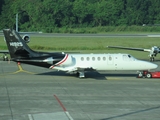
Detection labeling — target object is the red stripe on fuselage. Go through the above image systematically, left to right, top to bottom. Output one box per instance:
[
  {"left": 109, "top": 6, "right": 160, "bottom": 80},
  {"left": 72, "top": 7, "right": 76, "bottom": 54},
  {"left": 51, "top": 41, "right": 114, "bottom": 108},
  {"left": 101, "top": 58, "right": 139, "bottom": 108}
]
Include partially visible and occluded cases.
[
  {"left": 50, "top": 54, "right": 68, "bottom": 69},
  {"left": 55, "top": 54, "right": 69, "bottom": 66}
]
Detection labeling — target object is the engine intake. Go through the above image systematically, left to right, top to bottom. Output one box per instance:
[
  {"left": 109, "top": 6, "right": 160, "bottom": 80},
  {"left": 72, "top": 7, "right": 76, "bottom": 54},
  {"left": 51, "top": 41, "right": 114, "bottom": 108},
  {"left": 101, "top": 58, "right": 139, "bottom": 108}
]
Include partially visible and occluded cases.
[{"left": 22, "top": 34, "right": 30, "bottom": 43}]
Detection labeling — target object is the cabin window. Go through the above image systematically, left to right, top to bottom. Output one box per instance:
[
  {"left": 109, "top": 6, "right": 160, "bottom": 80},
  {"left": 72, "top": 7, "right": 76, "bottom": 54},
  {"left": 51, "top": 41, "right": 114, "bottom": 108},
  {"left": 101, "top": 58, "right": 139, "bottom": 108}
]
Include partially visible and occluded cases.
[
  {"left": 109, "top": 56, "right": 112, "bottom": 61},
  {"left": 81, "top": 57, "right": 84, "bottom": 61},
  {"left": 87, "top": 57, "right": 90, "bottom": 61},
  {"left": 92, "top": 57, "right": 95, "bottom": 61},
  {"left": 97, "top": 57, "right": 101, "bottom": 61},
  {"left": 103, "top": 57, "right": 106, "bottom": 61}
]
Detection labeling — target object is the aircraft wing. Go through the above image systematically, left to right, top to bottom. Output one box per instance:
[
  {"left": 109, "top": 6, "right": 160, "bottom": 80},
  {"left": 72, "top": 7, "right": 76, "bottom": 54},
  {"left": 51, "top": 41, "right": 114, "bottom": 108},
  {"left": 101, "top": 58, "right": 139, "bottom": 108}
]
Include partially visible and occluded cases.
[
  {"left": 107, "top": 46, "right": 151, "bottom": 52},
  {"left": 0, "top": 50, "right": 9, "bottom": 54},
  {"left": 52, "top": 66, "right": 95, "bottom": 72}
]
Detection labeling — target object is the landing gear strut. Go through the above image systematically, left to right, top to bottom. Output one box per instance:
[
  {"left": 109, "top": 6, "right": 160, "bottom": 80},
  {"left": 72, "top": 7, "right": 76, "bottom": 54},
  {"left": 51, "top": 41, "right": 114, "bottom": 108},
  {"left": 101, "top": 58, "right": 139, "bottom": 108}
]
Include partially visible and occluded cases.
[
  {"left": 77, "top": 71, "right": 85, "bottom": 78},
  {"left": 137, "top": 71, "right": 149, "bottom": 78}
]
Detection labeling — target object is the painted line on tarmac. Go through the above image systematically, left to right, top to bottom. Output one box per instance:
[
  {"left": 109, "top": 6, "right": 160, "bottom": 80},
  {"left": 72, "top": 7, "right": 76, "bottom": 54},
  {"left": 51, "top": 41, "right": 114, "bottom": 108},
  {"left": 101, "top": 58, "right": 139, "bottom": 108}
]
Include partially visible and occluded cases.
[
  {"left": 0, "top": 63, "right": 36, "bottom": 75},
  {"left": 11, "top": 63, "right": 36, "bottom": 74},
  {"left": 54, "top": 94, "right": 74, "bottom": 120}
]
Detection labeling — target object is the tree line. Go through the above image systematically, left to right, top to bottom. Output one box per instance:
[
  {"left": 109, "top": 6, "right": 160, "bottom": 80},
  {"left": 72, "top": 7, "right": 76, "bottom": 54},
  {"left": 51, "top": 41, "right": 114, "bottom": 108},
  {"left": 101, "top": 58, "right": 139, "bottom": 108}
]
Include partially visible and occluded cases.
[{"left": 0, "top": 0, "right": 160, "bottom": 33}]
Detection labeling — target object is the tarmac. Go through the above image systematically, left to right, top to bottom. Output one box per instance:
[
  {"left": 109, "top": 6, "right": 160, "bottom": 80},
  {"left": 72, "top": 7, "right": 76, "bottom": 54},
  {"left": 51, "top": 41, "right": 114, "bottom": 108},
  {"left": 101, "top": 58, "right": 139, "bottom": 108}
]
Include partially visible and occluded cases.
[{"left": 0, "top": 61, "right": 160, "bottom": 120}]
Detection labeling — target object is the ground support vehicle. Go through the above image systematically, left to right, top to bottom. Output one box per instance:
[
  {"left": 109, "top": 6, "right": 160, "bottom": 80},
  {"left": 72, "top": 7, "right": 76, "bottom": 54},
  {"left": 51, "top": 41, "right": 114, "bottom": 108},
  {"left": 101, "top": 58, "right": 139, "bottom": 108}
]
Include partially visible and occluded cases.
[{"left": 138, "top": 71, "right": 160, "bottom": 78}]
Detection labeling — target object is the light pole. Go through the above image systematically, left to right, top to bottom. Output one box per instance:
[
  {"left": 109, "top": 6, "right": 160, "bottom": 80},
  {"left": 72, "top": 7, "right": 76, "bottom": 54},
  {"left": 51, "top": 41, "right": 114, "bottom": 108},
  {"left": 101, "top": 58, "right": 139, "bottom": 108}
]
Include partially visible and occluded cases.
[{"left": 16, "top": 13, "right": 18, "bottom": 32}]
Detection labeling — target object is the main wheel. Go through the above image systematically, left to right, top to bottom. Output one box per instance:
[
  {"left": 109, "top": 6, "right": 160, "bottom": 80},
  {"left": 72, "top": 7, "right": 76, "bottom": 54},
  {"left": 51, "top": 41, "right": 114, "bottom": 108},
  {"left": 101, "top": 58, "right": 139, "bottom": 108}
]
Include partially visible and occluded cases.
[{"left": 146, "top": 73, "right": 152, "bottom": 78}]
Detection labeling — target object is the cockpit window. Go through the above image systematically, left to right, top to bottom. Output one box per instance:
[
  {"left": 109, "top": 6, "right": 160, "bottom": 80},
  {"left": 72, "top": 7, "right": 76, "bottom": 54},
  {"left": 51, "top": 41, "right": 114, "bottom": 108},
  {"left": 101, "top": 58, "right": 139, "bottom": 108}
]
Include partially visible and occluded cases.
[
  {"left": 123, "top": 54, "right": 136, "bottom": 61},
  {"left": 129, "top": 54, "right": 136, "bottom": 60}
]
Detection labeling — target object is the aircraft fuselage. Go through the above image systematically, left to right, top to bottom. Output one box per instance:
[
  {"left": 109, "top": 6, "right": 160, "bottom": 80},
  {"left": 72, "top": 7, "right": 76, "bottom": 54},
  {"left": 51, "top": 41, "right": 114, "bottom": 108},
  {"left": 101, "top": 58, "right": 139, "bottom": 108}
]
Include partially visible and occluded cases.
[{"left": 49, "top": 53, "right": 157, "bottom": 72}]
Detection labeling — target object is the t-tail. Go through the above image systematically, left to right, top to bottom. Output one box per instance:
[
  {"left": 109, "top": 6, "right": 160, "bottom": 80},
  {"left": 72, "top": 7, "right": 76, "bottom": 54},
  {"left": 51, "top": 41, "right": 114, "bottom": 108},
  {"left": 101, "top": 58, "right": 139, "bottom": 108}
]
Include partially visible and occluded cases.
[
  {"left": 3, "top": 29, "right": 36, "bottom": 60},
  {"left": 3, "top": 29, "right": 67, "bottom": 68}
]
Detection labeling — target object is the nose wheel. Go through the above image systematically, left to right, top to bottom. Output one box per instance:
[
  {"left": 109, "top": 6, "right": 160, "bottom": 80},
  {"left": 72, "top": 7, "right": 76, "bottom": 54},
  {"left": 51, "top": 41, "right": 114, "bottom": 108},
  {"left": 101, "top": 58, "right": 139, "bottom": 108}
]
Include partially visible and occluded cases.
[
  {"left": 137, "top": 71, "right": 153, "bottom": 78},
  {"left": 137, "top": 71, "right": 149, "bottom": 78},
  {"left": 138, "top": 72, "right": 143, "bottom": 78}
]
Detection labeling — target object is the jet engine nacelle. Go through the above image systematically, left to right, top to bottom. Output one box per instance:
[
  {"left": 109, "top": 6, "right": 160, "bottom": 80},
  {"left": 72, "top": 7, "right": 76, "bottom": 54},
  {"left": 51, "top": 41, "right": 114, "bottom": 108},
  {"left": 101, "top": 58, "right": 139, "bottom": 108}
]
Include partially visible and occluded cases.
[{"left": 22, "top": 34, "right": 30, "bottom": 43}]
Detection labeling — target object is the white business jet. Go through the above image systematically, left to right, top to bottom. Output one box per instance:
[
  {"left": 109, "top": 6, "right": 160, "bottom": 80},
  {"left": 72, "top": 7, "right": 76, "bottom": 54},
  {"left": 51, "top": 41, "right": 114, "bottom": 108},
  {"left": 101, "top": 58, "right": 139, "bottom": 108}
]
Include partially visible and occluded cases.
[{"left": 2, "top": 29, "right": 158, "bottom": 78}]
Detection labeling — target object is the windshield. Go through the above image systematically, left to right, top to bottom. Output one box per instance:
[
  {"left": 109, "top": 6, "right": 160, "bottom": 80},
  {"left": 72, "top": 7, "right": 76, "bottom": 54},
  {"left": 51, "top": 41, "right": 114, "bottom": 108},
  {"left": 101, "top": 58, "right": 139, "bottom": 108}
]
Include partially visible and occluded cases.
[{"left": 123, "top": 54, "right": 136, "bottom": 61}]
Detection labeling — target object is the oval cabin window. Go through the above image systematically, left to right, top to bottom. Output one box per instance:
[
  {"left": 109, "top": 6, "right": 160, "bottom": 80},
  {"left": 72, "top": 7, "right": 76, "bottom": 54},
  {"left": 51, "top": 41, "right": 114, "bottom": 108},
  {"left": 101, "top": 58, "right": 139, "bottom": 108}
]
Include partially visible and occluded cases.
[
  {"left": 109, "top": 56, "right": 112, "bottom": 61},
  {"left": 81, "top": 57, "right": 84, "bottom": 61},
  {"left": 87, "top": 57, "right": 90, "bottom": 61},
  {"left": 92, "top": 57, "right": 95, "bottom": 61},
  {"left": 97, "top": 57, "right": 101, "bottom": 61},
  {"left": 103, "top": 57, "right": 106, "bottom": 61}
]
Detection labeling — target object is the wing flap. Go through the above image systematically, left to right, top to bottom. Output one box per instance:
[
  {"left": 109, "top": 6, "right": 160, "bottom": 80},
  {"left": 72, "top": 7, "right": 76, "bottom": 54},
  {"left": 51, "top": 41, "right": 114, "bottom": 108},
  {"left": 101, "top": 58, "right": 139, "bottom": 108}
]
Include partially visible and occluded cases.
[{"left": 0, "top": 50, "right": 9, "bottom": 54}]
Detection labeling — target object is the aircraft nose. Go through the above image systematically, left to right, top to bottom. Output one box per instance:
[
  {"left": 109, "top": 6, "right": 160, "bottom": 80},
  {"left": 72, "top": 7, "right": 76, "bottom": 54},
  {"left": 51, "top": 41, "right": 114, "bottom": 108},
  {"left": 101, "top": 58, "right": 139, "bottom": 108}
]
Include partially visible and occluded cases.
[
  {"left": 144, "top": 62, "right": 158, "bottom": 70},
  {"left": 152, "top": 63, "right": 158, "bottom": 69}
]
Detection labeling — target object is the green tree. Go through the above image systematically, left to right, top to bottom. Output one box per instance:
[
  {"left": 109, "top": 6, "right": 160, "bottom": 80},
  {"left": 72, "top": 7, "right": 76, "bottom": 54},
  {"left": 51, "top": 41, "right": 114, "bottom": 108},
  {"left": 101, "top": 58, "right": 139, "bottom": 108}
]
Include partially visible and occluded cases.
[
  {"left": 0, "top": 0, "right": 5, "bottom": 15},
  {"left": 0, "top": 0, "right": 16, "bottom": 29},
  {"left": 1, "top": 0, "right": 160, "bottom": 32},
  {"left": 73, "top": 0, "right": 94, "bottom": 27},
  {"left": 148, "top": 0, "right": 160, "bottom": 24}
]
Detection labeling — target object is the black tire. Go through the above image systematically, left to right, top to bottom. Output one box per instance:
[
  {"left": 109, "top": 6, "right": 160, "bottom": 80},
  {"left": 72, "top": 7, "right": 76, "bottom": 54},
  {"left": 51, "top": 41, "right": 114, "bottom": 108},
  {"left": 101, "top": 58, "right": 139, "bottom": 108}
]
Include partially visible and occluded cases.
[{"left": 146, "top": 73, "right": 152, "bottom": 78}]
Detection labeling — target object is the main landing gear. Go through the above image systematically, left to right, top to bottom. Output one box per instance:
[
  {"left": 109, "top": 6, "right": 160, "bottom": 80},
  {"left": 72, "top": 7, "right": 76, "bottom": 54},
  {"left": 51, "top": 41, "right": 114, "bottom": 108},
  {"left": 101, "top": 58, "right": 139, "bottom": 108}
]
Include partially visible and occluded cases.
[{"left": 76, "top": 71, "right": 85, "bottom": 78}]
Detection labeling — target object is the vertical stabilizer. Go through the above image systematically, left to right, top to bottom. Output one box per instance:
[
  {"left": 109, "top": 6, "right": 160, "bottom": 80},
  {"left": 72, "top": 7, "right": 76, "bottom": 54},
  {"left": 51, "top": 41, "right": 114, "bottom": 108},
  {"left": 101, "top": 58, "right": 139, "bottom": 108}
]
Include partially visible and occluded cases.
[{"left": 3, "top": 29, "right": 34, "bottom": 59}]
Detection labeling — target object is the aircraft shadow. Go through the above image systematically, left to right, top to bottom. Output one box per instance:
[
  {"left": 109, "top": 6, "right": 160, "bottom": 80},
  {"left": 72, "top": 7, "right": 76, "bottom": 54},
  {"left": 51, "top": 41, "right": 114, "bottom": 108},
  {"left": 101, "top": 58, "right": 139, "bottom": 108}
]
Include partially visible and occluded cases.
[
  {"left": 36, "top": 71, "right": 137, "bottom": 80},
  {"left": 36, "top": 71, "right": 106, "bottom": 80},
  {"left": 100, "top": 105, "right": 160, "bottom": 120}
]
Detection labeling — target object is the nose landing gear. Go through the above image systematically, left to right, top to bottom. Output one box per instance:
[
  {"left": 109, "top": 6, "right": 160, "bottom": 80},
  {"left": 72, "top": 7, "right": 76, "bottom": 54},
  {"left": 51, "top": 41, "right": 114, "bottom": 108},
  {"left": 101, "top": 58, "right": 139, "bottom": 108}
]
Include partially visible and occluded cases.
[{"left": 137, "top": 71, "right": 148, "bottom": 78}]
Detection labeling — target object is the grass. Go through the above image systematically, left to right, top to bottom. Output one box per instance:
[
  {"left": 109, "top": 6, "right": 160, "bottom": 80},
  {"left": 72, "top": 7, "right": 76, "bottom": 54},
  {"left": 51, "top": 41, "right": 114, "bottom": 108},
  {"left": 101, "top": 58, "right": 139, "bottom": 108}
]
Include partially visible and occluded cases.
[{"left": 0, "top": 36, "right": 160, "bottom": 60}]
